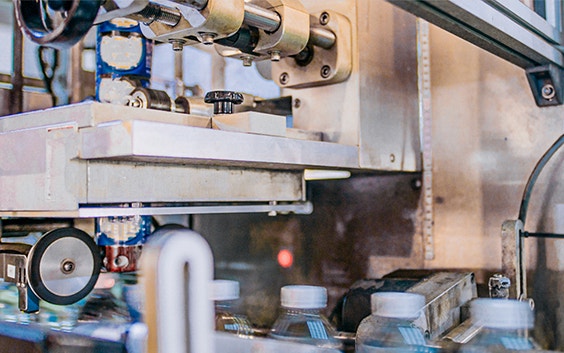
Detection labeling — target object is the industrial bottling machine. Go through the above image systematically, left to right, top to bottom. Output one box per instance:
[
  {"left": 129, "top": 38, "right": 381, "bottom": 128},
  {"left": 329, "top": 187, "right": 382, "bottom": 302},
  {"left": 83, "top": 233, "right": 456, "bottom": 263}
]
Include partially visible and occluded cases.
[{"left": 0, "top": 0, "right": 563, "bottom": 351}]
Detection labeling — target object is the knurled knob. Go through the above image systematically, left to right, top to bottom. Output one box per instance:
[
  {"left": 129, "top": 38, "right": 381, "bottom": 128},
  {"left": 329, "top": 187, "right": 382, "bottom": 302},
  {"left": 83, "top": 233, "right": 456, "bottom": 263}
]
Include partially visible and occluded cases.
[{"left": 204, "top": 90, "right": 244, "bottom": 114}]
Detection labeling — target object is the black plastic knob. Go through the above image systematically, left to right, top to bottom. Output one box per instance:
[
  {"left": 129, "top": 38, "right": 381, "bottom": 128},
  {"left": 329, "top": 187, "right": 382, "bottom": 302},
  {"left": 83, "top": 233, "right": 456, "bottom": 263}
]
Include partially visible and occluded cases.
[{"left": 204, "top": 90, "right": 244, "bottom": 114}]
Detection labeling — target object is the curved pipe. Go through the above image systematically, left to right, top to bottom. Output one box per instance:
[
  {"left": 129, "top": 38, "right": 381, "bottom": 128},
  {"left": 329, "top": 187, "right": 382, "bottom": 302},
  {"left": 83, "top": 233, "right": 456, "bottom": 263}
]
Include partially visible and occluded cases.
[{"left": 142, "top": 228, "right": 215, "bottom": 353}]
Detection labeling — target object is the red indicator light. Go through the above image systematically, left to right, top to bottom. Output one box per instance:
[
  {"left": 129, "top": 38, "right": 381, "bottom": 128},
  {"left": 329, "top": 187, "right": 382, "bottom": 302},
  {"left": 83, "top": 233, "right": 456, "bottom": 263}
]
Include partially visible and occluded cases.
[{"left": 277, "top": 249, "right": 293, "bottom": 268}]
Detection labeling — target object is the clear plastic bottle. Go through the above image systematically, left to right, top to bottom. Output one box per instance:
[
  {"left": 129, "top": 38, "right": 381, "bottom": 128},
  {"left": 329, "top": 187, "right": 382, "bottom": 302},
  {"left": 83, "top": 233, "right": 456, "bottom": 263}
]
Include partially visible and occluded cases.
[
  {"left": 211, "top": 279, "right": 253, "bottom": 337},
  {"left": 270, "top": 285, "right": 342, "bottom": 350},
  {"left": 355, "top": 292, "right": 430, "bottom": 353},
  {"left": 461, "top": 298, "right": 538, "bottom": 352}
]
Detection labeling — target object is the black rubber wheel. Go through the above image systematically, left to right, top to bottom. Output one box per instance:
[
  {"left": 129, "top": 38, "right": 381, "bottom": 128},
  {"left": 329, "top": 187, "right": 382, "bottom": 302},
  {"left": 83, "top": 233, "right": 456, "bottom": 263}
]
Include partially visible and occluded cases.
[
  {"left": 15, "top": 0, "right": 102, "bottom": 49},
  {"left": 27, "top": 227, "right": 101, "bottom": 305}
]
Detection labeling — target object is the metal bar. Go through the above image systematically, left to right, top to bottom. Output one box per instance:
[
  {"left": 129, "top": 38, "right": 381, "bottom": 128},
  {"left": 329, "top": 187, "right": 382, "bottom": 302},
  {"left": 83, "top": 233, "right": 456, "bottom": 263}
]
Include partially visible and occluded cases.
[
  {"left": 387, "top": 0, "right": 564, "bottom": 69},
  {"left": 484, "top": 0, "right": 561, "bottom": 44},
  {"left": 244, "top": 2, "right": 280, "bottom": 32},
  {"left": 10, "top": 6, "right": 24, "bottom": 114},
  {"left": 308, "top": 26, "right": 336, "bottom": 50},
  {"left": 0, "top": 74, "right": 44, "bottom": 89},
  {"left": 76, "top": 202, "right": 314, "bottom": 217},
  {"left": 522, "top": 231, "right": 564, "bottom": 239}
]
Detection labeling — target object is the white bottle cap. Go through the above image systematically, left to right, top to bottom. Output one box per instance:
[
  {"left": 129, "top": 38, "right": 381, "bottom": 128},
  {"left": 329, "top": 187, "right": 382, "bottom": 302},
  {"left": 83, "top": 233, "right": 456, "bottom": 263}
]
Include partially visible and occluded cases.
[
  {"left": 210, "top": 280, "right": 240, "bottom": 301},
  {"left": 281, "top": 285, "right": 327, "bottom": 309},
  {"left": 371, "top": 292, "right": 425, "bottom": 319},
  {"left": 471, "top": 298, "right": 534, "bottom": 329}
]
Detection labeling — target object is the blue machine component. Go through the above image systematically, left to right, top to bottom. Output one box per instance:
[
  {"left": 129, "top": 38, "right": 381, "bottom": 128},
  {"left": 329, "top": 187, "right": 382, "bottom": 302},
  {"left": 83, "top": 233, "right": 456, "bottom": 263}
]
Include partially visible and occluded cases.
[
  {"left": 96, "top": 18, "right": 153, "bottom": 102},
  {"left": 96, "top": 216, "right": 152, "bottom": 272},
  {"left": 96, "top": 216, "right": 152, "bottom": 247}
]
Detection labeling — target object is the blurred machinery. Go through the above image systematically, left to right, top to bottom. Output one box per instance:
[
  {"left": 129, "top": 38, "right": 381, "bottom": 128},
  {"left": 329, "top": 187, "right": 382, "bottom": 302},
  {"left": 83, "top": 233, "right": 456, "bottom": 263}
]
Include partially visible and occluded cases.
[{"left": 0, "top": 0, "right": 563, "bottom": 351}]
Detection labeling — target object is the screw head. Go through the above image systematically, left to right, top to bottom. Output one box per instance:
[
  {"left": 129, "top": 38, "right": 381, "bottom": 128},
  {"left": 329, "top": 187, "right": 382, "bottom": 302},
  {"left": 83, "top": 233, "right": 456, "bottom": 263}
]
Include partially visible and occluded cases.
[
  {"left": 320, "top": 12, "right": 330, "bottom": 25},
  {"left": 201, "top": 33, "right": 215, "bottom": 45},
  {"left": 170, "top": 39, "right": 185, "bottom": 52},
  {"left": 270, "top": 51, "right": 281, "bottom": 62},
  {"left": 242, "top": 56, "right": 253, "bottom": 67},
  {"left": 320, "top": 65, "right": 331, "bottom": 79},
  {"left": 279, "top": 72, "right": 289, "bottom": 85},
  {"left": 541, "top": 84, "right": 556, "bottom": 100},
  {"left": 293, "top": 98, "right": 301, "bottom": 109},
  {"left": 390, "top": 154, "right": 396, "bottom": 163},
  {"left": 60, "top": 259, "right": 76, "bottom": 274}
]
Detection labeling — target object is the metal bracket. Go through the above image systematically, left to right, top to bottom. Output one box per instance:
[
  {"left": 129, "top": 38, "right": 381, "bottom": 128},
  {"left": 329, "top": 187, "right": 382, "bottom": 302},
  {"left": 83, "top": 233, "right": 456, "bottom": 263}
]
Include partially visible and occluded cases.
[
  {"left": 525, "top": 64, "right": 564, "bottom": 107},
  {"left": 501, "top": 219, "right": 525, "bottom": 299},
  {"left": 0, "top": 252, "right": 39, "bottom": 313}
]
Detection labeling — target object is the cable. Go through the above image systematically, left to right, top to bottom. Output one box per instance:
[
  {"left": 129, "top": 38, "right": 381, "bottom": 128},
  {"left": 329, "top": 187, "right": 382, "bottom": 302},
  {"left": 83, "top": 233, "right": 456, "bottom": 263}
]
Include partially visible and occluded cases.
[
  {"left": 38, "top": 46, "right": 59, "bottom": 106},
  {"left": 518, "top": 134, "right": 564, "bottom": 226}
]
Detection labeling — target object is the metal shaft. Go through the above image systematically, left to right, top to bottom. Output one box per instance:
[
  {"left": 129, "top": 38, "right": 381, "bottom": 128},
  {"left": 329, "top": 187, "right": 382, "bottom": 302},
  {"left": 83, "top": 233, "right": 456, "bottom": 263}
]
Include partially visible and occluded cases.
[
  {"left": 175, "top": 0, "right": 336, "bottom": 49},
  {"left": 244, "top": 3, "right": 281, "bottom": 32}
]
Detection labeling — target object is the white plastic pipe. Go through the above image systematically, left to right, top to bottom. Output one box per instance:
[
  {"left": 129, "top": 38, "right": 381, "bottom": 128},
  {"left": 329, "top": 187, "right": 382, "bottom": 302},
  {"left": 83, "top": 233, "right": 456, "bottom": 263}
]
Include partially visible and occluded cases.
[{"left": 142, "top": 227, "right": 215, "bottom": 353}]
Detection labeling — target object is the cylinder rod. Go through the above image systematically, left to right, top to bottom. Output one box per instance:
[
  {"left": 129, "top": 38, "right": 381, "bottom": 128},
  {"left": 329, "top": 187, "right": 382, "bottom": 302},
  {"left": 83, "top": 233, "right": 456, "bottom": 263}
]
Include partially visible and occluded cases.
[
  {"left": 176, "top": 0, "right": 336, "bottom": 49},
  {"left": 244, "top": 2, "right": 281, "bottom": 32},
  {"left": 308, "top": 26, "right": 336, "bottom": 49}
]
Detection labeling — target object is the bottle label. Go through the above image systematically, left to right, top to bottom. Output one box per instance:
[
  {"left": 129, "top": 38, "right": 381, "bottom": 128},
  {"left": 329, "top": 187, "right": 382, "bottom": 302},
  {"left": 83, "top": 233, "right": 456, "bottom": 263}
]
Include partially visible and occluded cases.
[
  {"left": 307, "top": 320, "right": 329, "bottom": 339},
  {"left": 398, "top": 325, "right": 426, "bottom": 346},
  {"left": 500, "top": 336, "right": 533, "bottom": 350}
]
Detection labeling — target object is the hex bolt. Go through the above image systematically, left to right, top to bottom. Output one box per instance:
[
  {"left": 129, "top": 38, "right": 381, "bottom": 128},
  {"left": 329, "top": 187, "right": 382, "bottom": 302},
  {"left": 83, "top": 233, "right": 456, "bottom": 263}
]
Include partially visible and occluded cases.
[
  {"left": 319, "top": 11, "right": 330, "bottom": 25},
  {"left": 201, "top": 33, "right": 216, "bottom": 45},
  {"left": 170, "top": 39, "right": 185, "bottom": 52},
  {"left": 270, "top": 50, "right": 281, "bottom": 62},
  {"left": 242, "top": 56, "right": 253, "bottom": 67},
  {"left": 320, "top": 65, "right": 331, "bottom": 79},
  {"left": 279, "top": 72, "right": 289, "bottom": 85},
  {"left": 541, "top": 83, "right": 556, "bottom": 100},
  {"left": 204, "top": 90, "right": 244, "bottom": 114}
]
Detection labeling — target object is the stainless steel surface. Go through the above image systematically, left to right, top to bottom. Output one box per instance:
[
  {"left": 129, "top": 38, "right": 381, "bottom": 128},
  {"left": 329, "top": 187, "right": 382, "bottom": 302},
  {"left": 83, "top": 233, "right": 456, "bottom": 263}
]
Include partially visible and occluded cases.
[
  {"left": 251, "top": 0, "right": 309, "bottom": 59},
  {"left": 284, "top": 0, "right": 420, "bottom": 171},
  {"left": 387, "top": 0, "right": 564, "bottom": 69},
  {"left": 484, "top": 0, "right": 561, "bottom": 44},
  {"left": 244, "top": 2, "right": 281, "bottom": 32},
  {"left": 418, "top": 19, "right": 434, "bottom": 260},
  {"left": 423, "top": 23, "right": 564, "bottom": 348},
  {"left": 0, "top": 103, "right": 318, "bottom": 214},
  {"left": 78, "top": 117, "right": 358, "bottom": 169},
  {"left": 76, "top": 202, "right": 313, "bottom": 218},
  {"left": 501, "top": 219, "right": 525, "bottom": 299},
  {"left": 37, "top": 237, "right": 94, "bottom": 297},
  {"left": 407, "top": 272, "right": 477, "bottom": 340}
]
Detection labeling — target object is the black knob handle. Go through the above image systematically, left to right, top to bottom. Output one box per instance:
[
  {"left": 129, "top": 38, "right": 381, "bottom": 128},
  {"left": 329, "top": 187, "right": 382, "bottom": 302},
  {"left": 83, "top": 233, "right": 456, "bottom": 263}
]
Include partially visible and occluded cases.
[{"left": 204, "top": 91, "right": 244, "bottom": 114}]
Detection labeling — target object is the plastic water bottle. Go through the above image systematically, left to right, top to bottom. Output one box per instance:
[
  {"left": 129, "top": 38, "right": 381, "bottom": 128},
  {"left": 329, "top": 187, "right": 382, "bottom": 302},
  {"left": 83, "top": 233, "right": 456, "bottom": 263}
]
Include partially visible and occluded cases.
[
  {"left": 211, "top": 280, "right": 253, "bottom": 337},
  {"left": 270, "top": 285, "right": 342, "bottom": 350},
  {"left": 355, "top": 292, "right": 430, "bottom": 353},
  {"left": 461, "top": 298, "right": 538, "bottom": 352}
]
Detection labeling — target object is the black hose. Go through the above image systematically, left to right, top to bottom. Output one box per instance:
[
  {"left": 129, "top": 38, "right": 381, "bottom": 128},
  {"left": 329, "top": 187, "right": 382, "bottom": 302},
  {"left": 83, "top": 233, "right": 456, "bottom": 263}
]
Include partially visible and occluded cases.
[{"left": 518, "top": 134, "right": 564, "bottom": 225}]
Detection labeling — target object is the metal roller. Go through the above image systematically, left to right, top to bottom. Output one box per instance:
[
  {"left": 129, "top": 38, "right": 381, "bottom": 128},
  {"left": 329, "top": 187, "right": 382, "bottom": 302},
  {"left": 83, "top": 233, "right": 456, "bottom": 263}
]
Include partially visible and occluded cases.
[
  {"left": 128, "top": 87, "right": 173, "bottom": 111},
  {"left": 27, "top": 228, "right": 101, "bottom": 305}
]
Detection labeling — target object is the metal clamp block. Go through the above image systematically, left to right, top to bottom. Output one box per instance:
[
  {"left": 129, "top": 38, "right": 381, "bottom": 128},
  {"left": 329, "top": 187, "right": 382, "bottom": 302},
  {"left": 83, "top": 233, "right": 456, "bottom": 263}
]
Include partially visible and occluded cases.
[
  {"left": 141, "top": 0, "right": 245, "bottom": 45},
  {"left": 251, "top": 0, "right": 310, "bottom": 58},
  {"left": 271, "top": 10, "right": 352, "bottom": 88}
]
